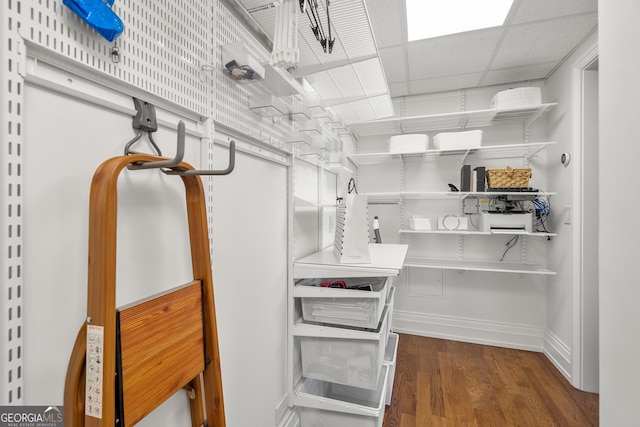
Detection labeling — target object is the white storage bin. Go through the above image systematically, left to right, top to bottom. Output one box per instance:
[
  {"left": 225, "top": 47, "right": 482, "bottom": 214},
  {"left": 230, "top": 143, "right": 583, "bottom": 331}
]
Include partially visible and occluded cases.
[
  {"left": 491, "top": 87, "right": 542, "bottom": 109},
  {"left": 433, "top": 130, "right": 483, "bottom": 151},
  {"left": 388, "top": 134, "right": 429, "bottom": 153},
  {"left": 409, "top": 216, "right": 431, "bottom": 230},
  {"left": 296, "top": 277, "right": 390, "bottom": 329},
  {"left": 297, "top": 308, "right": 390, "bottom": 390},
  {"left": 383, "top": 333, "right": 399, "bottom": 406},
  {"left": 297, "top": 365, "right": 389, "bottom": 427}
]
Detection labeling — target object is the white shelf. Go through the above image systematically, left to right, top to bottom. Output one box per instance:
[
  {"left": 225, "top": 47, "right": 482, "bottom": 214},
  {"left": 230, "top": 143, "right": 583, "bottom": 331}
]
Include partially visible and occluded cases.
[
  {"left": 350, "top": 103, "right": 557, "bottom": 137},
  {"left": 348, "top": 141, "right": 557, "bottom": 167},
  {"left": 365, "top": 191, "right": 555, "bottom": 204},
  {"left": 399, "top": 229, "right": 556, "bottom": 237},
  {"left": 293, "top": 244, "right": 408, "bottom": 279},
  {"left": 403, "top": 257, "right": 556, "bottom": 275}
]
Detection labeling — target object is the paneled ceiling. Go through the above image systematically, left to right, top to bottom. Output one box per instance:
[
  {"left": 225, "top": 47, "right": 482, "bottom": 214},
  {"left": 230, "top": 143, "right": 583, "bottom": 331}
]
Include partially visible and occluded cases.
[
  {"left": 231, "top": 0, "right": 598, "bottom": 123},
  {"left": 368, "top": 0, "right": 598, "bottom": 98}
]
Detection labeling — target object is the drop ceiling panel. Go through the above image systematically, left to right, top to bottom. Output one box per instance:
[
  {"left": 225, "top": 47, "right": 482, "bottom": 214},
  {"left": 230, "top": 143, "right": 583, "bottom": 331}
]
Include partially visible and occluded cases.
[
  {"left": 362, "top": 0, "right": 406, "bottom": 48},
  {"left": 511, "top": 0, "right": 598, "bottom": 24},
  {"left": 492, "top": 13, "right": 597, "bottom": 69},
  {"left": 407, "top": 28, "right": 504, "bottom": 80},
  {"left": 378, "top": 46, "right": 407, "bottom": 83},
  {"left": 352, "top": 58, "right": 388, "bottom": 95},
  {"left": 482, "top": 62, "right": 557, "bottom": 86},
  {"left": 327, "top": 65, "right": 366, "bottom": 98},
  {"left": 305, "top": 71, "right": 344, "bottom": 100},
  {"left": 368, "top": 94, "right": 394, "bottom": 118},
  {"left": 350, "top": 98, "right": 376, "bottom": 121},
  {"left": 329, "top": 103, "right": 358, "bottom": 123}
]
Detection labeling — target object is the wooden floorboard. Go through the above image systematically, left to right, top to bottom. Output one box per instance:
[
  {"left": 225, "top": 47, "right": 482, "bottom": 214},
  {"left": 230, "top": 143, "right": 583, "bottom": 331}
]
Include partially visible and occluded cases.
[{"left": 383, "top": 334, "right": 599, "bottom": 427}]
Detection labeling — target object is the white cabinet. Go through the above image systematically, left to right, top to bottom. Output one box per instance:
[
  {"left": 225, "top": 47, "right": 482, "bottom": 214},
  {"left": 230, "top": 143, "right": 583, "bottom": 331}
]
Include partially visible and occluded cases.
[
  {"left": 347, "top": 104, "right": 556, "bottom": 276},
  {"left": 291, "top": 244, "right": 407, "bottom": 426}
]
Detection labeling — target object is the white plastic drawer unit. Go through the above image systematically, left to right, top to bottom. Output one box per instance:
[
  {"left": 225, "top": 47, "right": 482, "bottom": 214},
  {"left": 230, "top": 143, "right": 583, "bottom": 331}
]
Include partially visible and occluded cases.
[
  {"left": 295, "top": 277, "right": 391, "bottom": 329},
  {"left": 295, "top": 308, "right": 390, "bottom": 390},
  {"left": 383, "top": 333, "right": 399, "bottom": 406},
  {"left": 296, "top": 364, "right": 389, "bottom": 427}
]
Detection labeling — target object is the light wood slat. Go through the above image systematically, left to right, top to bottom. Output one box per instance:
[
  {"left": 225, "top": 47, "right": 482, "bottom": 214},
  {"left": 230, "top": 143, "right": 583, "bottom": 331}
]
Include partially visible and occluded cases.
[{"left": 118, "top": 281, "right": 204, "bottom": 426}]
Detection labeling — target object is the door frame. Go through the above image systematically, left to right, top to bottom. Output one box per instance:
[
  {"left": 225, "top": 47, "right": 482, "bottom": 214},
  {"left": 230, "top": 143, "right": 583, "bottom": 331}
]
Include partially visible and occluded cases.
[{"left": 571, "top": 43, "right": 599, "bottom": 391}]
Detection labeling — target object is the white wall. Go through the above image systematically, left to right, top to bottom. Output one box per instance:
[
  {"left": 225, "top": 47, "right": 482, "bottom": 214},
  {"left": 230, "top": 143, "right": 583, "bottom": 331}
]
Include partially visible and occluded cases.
[
  {"left": 599, "top": 0, "right": 640, "bottom": 424},
  {"left": 23, "top": 83, "right": 200, "bottom": 425},
  {"left": 355, "top": 86, "right": 551, "bottom": 351},
  {"left": 210, "top": 142, "right": 289, "bottom": 427}
]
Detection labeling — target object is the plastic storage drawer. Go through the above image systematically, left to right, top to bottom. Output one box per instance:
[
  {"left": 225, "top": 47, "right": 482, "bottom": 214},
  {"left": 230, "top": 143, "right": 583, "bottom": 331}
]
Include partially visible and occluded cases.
[
  {"left": 296, "top": 277, "right": 390, "bottom": 329},
  {"left": 385, "top": 286, "right": 396, "bottom": 335},
  {"left": 296, "top": 308, "right": 390, "bottom": 390},
  {"left": 383, "top": 333, "right": 399, "bottom": 406},
  {"left": 296, "top": 365, "right": 389, "bottom": 427}
]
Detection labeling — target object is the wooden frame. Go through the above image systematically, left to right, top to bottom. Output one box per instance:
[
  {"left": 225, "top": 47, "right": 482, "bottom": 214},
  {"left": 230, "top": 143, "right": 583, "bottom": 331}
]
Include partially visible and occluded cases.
[{"left": 63, "top": 154, "right": 225, "bottom": 427}]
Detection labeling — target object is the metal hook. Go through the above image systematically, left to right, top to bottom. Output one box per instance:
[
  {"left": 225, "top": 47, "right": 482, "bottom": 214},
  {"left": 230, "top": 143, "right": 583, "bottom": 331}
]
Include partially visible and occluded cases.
[
  {"left": 128, "top": 121, "right": 186, "bottom": 170},
  {"left": 164, "top": 140, "right": 235, "bottom": 176}
]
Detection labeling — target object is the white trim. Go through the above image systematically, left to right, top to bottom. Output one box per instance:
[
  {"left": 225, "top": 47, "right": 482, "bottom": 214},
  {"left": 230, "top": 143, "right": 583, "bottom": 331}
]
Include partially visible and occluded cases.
[
  {"left": 570, "top": 42, "right": 599, "bottom": 390},
  {"left": 23, "top": 55, "right": 204, "bottom": 137},
  {"left": 392, "top": 310, "right": 545, "bottom": 351},
  {"left": 544, "top": 329, "right": 573, "bottom": 382},
  {"left": 277, "top": 410, "right": 300, "bottom": 427}
]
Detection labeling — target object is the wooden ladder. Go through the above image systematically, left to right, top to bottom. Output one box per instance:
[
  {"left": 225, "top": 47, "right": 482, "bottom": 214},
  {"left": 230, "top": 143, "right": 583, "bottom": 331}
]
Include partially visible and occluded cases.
[{"left": 63, "top": 154, "right": 226, "bottom": 427}]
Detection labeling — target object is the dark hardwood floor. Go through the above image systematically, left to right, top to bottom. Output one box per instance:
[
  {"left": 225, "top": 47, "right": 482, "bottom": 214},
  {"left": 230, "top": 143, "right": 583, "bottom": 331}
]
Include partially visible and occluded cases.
[{"left": 383, "top": 334, "right": 599, "bottom": 427}]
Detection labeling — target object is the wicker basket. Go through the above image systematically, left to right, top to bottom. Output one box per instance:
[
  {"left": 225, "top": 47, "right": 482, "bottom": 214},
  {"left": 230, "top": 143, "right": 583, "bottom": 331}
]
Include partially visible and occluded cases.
[{"left": 486, "top": 167, "right": 532, "bottom": 188}]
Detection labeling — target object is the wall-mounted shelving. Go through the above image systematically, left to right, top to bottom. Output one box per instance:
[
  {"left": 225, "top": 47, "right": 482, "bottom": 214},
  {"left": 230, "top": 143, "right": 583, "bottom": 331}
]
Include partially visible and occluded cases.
[
  {"left": 349, "top": 100, "right": 557, "bottom": 276},
  {"left": 350, "top": 103, "right": 557, "bottom": 137},
  {"left": 348, "top": 141, "right": 557, "bottom": 167},
  {"left": 364, "top": 190, "right": 556, "bottom": 204},
  {"left": 399, "top": 229, "right": 556, "bottom": 237},
  {"left": 403, "top": 257, "right": 556, "bottom": 275}
]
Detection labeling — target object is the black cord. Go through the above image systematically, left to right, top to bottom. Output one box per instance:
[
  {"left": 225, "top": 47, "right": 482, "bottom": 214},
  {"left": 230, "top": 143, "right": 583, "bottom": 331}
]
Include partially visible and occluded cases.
[
  {"left": 348, "top": 177, "right": 358, "bottom": 194},
  {"left": 500, "top": 235, "right": 519, "bottom": 261}
]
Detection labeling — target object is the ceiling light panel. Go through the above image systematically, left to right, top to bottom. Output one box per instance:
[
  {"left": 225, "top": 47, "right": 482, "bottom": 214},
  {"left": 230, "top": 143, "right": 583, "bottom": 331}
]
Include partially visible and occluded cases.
[
  {"left": 406, "top": 0, "right": 514, "bottom": 41},
  {"left": 352, "top": 58, "right": 388, "bottom": 96},
  {"left": 327, "top": 65, "right": 366, "bottom": 99},
  {"left": 305, "top": 70, "right": 344, "bottom": 100},
  {"left": 367, "top": 94, "right": 394, "bottom": 119}
]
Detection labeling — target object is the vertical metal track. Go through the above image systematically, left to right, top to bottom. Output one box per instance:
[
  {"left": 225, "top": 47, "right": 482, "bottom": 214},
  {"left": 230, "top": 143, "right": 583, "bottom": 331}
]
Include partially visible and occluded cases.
[{"left": 1, "top": 0, "right": 25, "bottom": 405}]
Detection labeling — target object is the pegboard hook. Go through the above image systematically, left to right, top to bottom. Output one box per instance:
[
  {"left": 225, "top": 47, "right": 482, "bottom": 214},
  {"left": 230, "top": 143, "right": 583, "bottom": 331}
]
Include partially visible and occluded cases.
[
  {"left": 124, "top": 98, "right": 162, "bottom": 157},
  {"left": 125, "top": 119, "right": 235, "bottom": 176},
  {"left": 127, "top": 121, "right": 186, "bottom": 171}
]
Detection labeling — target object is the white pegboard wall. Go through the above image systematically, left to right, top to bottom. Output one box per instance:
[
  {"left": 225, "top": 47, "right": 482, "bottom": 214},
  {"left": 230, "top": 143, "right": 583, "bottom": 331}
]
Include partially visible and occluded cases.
[
  {"left": 1, "top": 0, "right": 25, "bottom": 405},
  {"left": 22, "top": 0, "right": 212, "bottom": 116},
  {"left": 214, "top": 1, "right": 296, "bottom": 148}
]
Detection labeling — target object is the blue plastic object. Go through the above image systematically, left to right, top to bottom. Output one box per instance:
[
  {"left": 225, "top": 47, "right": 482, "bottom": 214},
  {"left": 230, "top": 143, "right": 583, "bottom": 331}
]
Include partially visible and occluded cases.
[{"left": 63, "top": 0, "right": 124, "bottom": 42}]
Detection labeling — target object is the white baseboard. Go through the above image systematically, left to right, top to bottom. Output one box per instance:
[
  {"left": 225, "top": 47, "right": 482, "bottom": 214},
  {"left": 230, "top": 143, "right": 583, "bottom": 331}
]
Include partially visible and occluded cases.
[
  {"left": 392, "top": 310, "right": 545, "bottom": 352},
  {"left": 543, "top": 329, "right": 572, "bottom": 382}
]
